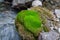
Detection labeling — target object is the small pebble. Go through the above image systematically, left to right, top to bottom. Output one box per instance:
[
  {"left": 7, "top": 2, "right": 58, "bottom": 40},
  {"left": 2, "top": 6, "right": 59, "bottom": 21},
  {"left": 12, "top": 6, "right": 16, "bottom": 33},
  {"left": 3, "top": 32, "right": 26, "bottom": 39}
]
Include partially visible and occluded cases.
[
  {"left": 32, "top": 0, "right": 42, "bottom": 7},
  {"left": 55, "top": 9, "right": 60, "bottom": 18},
  {"left": 50, "top": 27, "right": 54, "bottom": 30}
]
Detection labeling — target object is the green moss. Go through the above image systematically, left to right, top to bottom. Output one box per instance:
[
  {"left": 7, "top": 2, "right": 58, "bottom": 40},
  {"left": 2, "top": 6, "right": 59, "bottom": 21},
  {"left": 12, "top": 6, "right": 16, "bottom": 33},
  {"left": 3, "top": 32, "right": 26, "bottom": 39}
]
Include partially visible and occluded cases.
[{"left": 16, "top": 10, "right": 42, "bottom": 36}]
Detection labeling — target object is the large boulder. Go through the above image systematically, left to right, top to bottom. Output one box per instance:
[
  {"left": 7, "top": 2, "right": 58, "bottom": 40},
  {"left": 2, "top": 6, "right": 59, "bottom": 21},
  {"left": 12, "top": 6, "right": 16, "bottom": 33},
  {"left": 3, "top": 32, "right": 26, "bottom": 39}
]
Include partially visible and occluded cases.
[{"left": 15, "top": 6, "right": 56, "bottom": 40}]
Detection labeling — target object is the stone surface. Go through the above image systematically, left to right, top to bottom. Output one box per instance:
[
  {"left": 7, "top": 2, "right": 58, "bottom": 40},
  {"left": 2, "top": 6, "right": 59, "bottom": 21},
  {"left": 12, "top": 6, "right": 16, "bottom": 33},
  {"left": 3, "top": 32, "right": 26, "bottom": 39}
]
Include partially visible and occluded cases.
[
  {"left": 0, "top": 0, "right": 60, "bottom": 40},
  {"left": 12, "top": 0, "right": 33, "bottom": 6},
  {"left": 32, "top": 0, "right": 42, "bottom": 7},
  {"left": 43, "top": 0, "right": 60, "bottom": 10},
  {"left": 55, "top": 9, "right": 60, "bottom": 18},
  {"left": 0, "top": 10, "right": 21, "bottom": 40},
  {"left": 39, "top": 31, "right": 59, "bottom": 40}
]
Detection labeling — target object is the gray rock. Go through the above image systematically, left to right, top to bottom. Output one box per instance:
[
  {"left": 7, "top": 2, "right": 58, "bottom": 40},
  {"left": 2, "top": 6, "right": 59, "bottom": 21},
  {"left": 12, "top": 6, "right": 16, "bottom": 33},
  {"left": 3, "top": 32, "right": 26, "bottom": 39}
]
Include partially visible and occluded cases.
[
  {"left": 12, "top": 0, "right": 33, "bottom": 6},
  {"left": 32, "top": 0, "right": 42, "bottom": 7},
  {"left": 55, "top": 9, "right": 60, "bottom": 18},
  {"left": 0, "top": 10, "right": 21, "bottom": 40},
  {"left": 0, "top": 11, "right": 16, "bottom": 24},
  {"left": 0, "top": 24, "right": 21, "bottom": 40},
  {"left": 39, "top": 31, "right": 59, "bottom": 40}
]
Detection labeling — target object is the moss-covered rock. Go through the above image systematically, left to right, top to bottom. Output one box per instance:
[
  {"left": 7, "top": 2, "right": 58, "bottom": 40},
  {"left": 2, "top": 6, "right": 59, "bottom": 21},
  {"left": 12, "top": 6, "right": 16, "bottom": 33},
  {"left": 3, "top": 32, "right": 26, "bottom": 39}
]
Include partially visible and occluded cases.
[
  {"left": 15, "top": 6, "right": 55, "bottom": 40},
  {"left": 16, "top": 10, "right": 42, "bottom": 36}
]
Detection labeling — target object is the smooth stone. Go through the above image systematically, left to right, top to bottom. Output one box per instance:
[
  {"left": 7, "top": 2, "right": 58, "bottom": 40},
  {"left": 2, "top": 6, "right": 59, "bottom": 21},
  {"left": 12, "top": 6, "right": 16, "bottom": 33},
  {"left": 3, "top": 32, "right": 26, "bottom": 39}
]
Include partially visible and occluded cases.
[
  {"left": 32, "top": 0, "right": 42, "bottom": 7},
  {"left": 55, "top": 9, "right": 60, "bottom": 18},
  {"left": 39, "top": 31, "right": 59, "bottom": 40}
]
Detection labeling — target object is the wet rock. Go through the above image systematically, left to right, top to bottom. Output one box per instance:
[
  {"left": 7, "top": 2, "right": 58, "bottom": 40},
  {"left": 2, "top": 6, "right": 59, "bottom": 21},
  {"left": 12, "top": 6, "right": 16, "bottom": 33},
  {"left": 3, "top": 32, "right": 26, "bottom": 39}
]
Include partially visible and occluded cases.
[
  {"left": 0, "top": 10, "right": 21, "bottom": 40},
  {"left": 0, "top": 11, "right": 16, "bottom": 24},
  {"left": 0, "top": 24, "right": 21, "bottom": 40}
]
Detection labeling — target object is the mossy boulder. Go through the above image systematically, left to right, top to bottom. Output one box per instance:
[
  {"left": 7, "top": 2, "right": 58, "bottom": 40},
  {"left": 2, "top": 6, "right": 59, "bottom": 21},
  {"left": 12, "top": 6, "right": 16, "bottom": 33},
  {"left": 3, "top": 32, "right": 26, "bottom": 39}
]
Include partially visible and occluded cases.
[
  {"left": 15, "top": 6, "right": 55, "bottom": 40},
  {"left": 16, "top": 10, "right": 42, "bottom": 36}
]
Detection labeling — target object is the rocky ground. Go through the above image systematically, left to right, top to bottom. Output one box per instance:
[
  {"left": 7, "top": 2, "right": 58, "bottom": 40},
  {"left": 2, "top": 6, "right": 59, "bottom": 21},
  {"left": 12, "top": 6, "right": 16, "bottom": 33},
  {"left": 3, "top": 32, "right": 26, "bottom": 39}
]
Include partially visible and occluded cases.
[
  {"left": 0, "top": 0, "right": 60, "bottom": 40},
  {"left": 42, "top": 0, "right": 60, "bottom": 10}
]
